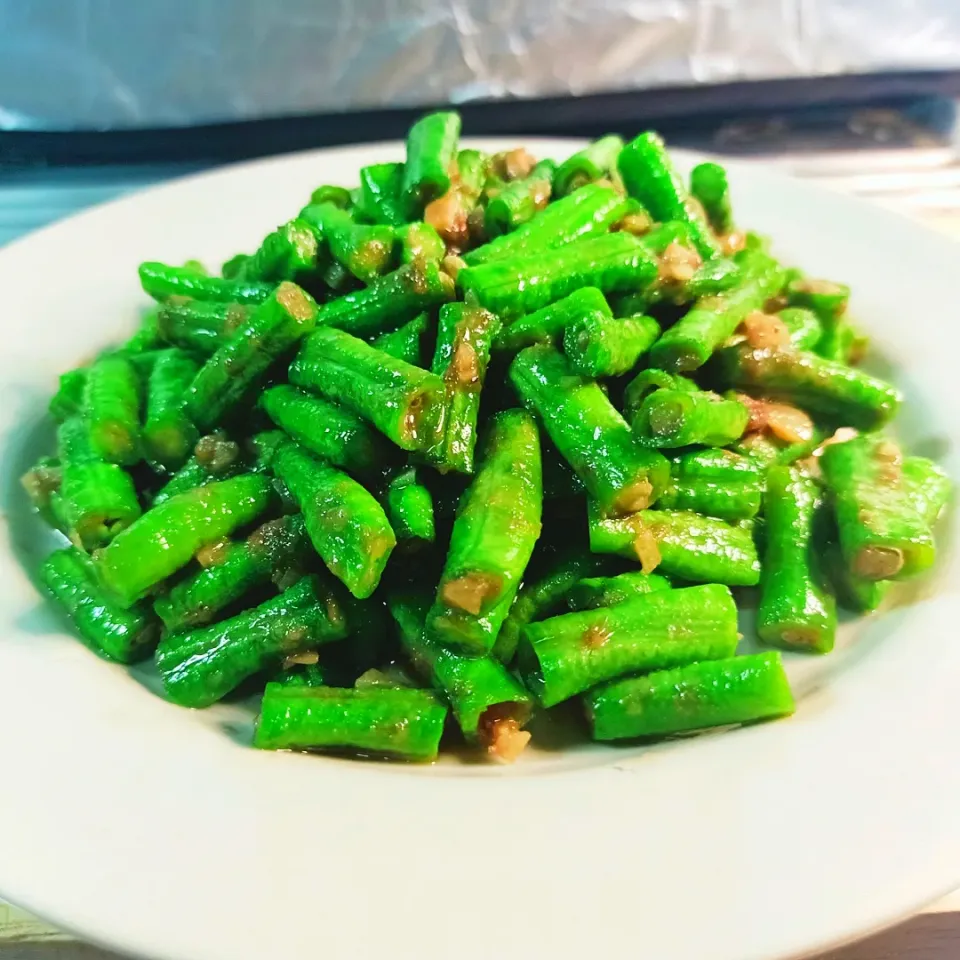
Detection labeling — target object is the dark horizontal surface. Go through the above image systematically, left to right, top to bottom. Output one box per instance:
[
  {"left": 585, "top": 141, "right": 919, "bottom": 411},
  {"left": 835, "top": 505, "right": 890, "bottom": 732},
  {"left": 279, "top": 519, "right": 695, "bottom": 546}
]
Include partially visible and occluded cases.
[
  {"left": 1, "top": 70, "right": 959, "bottom": 168},
  {"left": 817, "top": 912, "right": 960, "bottom": 959}
]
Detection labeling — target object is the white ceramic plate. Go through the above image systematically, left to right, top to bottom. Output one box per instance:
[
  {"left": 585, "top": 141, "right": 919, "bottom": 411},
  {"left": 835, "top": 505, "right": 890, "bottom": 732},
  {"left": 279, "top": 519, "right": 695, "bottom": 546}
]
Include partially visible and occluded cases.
[{"left": 0, "top": 139, "right": 959, "bottom": 960}]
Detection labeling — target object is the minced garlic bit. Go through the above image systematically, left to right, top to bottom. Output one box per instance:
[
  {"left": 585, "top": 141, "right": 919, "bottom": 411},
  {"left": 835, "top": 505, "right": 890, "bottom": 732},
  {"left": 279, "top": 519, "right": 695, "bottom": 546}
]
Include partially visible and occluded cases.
[
  {"left": 501, "top": 147, "right": 537, "bottom": 181},
  {"left": 425, "top": 189, "right": 468, "bottom": 247},
  {"left": 718, "top": 231, "right": 746, "bottom": 256},
  {"left": 657, "top": 241, "right": 702, "bottom": 285},
  {"left": 741, "top": 310, "right": 791, "bottom": 351},
  {"left": 451, "top": 341, "right": 479, "bottom": 385},
  {"left": 738, "top": 394, "right": 814, "bottom": 445},
  {"left": 813, "top": 427, "right": 859, "bottom": 457},
  {"left": 632, "top": 525, "right": 662, "bottom": 574},
  {"left": 195, "top": 539, "right": 230, "bottom": 568},
  {"left": 441, "top": 573, "right": 501, "bottom": 615},
  {"left": 582, "top": 624, "right": 611, "bottom": 650},
  {"left": 282, "top": 650, "right": 319, "bottom": 669},
  {"left": 485, "top": 718, "right": 532, "bottom": 764}
]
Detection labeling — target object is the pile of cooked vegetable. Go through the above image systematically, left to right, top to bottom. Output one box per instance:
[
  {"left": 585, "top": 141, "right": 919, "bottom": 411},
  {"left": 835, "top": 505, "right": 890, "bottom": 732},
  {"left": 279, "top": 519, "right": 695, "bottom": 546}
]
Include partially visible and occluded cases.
[{"left": 25, "top": 111, "right": 951, "bottom": 763}]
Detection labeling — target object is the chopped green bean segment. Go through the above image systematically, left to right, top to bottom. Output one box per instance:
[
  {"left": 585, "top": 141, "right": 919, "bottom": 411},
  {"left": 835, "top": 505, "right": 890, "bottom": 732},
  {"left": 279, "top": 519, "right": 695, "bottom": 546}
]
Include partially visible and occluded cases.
[
  {"left": 402, "top": 111, "right": 461, "bottom": 218},
  {"left": 618, "top": 132, "right": 720, "bottom": 258},
  {"left": 554, "top": 135, "right": 624, "bottom": 197},
  {"left": 485, "top": 159, "right": 556, "bottom": 236},
  {"left": 689, "top": 161, "right": 734, "bottom": 235},
  {"left": 357, "top": 162, "right": 406, "bottom": 226},
  {"left": 463, "top": 183, "right": 632, "bottom": 266},
  {"left": 309, "top": 184, "right": 352, "bottom": 209},
  {"left": 300, "top": 203, "right": 395, "bottom": 284},
  {"left": 237, "top": 218, "right": 320, "bottom": 283},
  {"left": 398, "top": 221, "right": 445, "bottom": 264},
  {"left": 461, "top": 232, "right": 658, "bottom": 317},
  {"left": 649, "top": 250, "right": 784, "bottom": 372},
  {"left": 313, "top": 259, "right": 454, "bottom": 338},
  {"left": 139, "top": 262, "right": 274, "bottom": 305},
  {"left": 786, "top": 277, "right": 850, "bottom": 319},
  {"left": 185, "top": 282, "right": 317, "bottom": 432},
  {"left": 494, "top": 286, "right": 611, "bottom": 353},
  {"left": 156, "top": 299, "right": 253, "bottom": 356},
  {"left": 428, "top": 302, "right": 501, "bottom": 474},
  {"left": 778, "top": 307, "right": 823, "bottom": 351},
  {"left": 371, "top": 312, "right": 431, "bottom": 365},
  {"left": 563, "top": 312, "right": 660, "bottom": 377},
  {"left": 290, "top": 326, "right": 445, "bottom": 452},
  {"left": 710, "top": 342, "right": 901, "bottom": 429},
  {"left": 511, "top": 345, "right": 670, "bottom": 515},
  {"left": 143, "top": 349, "right": 200, "bottom": 469},
  {"left": 83, "top": 354, "right": 142, "bottom": 465},
  {"left": 50, "top": 368, "right": 88, "bottom": 422},
  {"left": 622, "top": 368, "right": 699, "bottom": 421},
  {"left": 261, "top": 384, "right": 390, "bottom": 476},
  {"left": 632, "top": 387, "right": 748, "bottom": 449},
  {"left": 427, "top": 409, "right": 542, "bottom": 654},
  {"left": 57, "top": 417, "right": 141, "bottom": 549},
  {"left": 821, "top": 435, "right": 937, "bottom": 581},
  {"left": 273, "top": 440, "right": 395, "bottom": 598},
  {"left": 668, "top": 447, "right": 761, "bottom": 483},
  {"left": 385, "top": 466, "right": 436, "bottom": 545},
  {"left": 758, "top": 466, "right": 837, "bottom": 653},
  {"left": 95, "top": 473, "right": 273, "bottom": 607},
  {"left": 655, "top": 474, "right": 763, "bottom": 522},
  {"left": 588, "top": 502, "right": 761, "bottom": 585},
  {"left": 154, "top": 513, "right": 309, "bottom": 631},
  {"left": 41, "top": 547, "right": 158, "bottom": 663},
  {"left": 495, "top": 550, "right": 610, "bottom": 664},
  {"left": 566, "top": 570, "right": 672, "bottom": 612},
  {"left": 157, "top": 576, "right": 348, "bottom": 708},
  {"left": 518, "top": 584, "right": 739, "bottom": 706},
  {"left": 389, "top": 593, "right": 533, "bottom": 755},
  {"left": 586, "top": 651, "right": 795, "bottom": 740},
  {"left": 255, "top": 684, "right": 447, "bottom": 760}
]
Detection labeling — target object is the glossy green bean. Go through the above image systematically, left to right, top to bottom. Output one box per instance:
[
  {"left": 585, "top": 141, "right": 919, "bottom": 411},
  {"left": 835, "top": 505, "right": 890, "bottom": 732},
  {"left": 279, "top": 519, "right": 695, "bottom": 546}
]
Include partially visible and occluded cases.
[
  {"left": 402, "top": 111, "right": 461, "bottom": 217},
  {"left": 553, "top": 136, "right": 624, "bottom": 196},
  {"left": 485, "top": 159, "right": 556, "bottom": 236},
  {"left": 689, "top": 161, "right": 734, "bottom": 235},
  {"left": 358, "top": 162, "right": 407, "bottom": 226},
  {"left": 300, "top": 202, "right": 395, "bottom": 283},
  {"left": 238, "top": 218, "right": 321, "bottom": 283},
  {"left": 399, "top": 221, "right": 446, "bottom": 263},
  {"left": 139, "top": 262, "right": 274, "bottom": 304},
  {"left": 494, "top": 286, "right": 611, "bottom": 353},
  {"left": 156, "top": 299, "right": 254, "bottom": 356},
  {"left": 778, "top": 307, "right": 823, "bottom": 351},
  {"left": 371, "top": 312, "right": 431, "bottom": 365},
  {"left": 563, "top": 312, "right": 660, "bottom": 377},
  {"left": 143, "top": 349, "right": 200, "bottom": 469},
  {"left": 83, "top": 354, "right": 142, "bottom": 465},
  {"left": 50, "top": 368, "right": 88, "bottom": 422},
  {"left": 631, "top": 387, "right": 748, "bottom": 448},
  {"left": 385, "top": 466, "right": 436, "bottom": 544},
  {"left": 655, "top": 474, "right": 763, "bottom": 522},
  {"left": 566, "top": 570, "right": 673, "bottom": 612},
  {"left": 518, "top": 584, "right": 739, "bottom": 706},
  {"left": 586, "top": 652, "right": 795, "bottom": 740}
]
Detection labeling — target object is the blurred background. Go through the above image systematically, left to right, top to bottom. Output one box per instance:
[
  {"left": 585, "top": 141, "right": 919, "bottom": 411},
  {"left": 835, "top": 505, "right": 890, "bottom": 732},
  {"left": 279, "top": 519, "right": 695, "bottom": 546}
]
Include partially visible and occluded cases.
[{"left": 3, "top": 0, "right": 960, "bottom": 245}]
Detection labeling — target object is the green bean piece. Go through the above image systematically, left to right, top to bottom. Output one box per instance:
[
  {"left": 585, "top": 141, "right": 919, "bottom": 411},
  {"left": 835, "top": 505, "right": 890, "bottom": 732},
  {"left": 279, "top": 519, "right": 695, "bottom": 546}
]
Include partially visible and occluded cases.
[
  {"left": 402, "top": 111, "right": 461, "bottom": 217},
  {"left": 618, "top": 132, "right": 720, "bottom": 258},
  {"left": 553, "top": 135, "right": 624, "bottom": 196},
  {"left": 456, "top": 149, "right": 489, "bottom": 196},
  {"left": 485, "top": 159, "right": 556, "bottom": 236},
  {"left": 689, "top": 161, "right": 734, "bottom": 235},
  {"left": 357, "top": 162, "right": 407, "bottom": 227},
  {"left": 463, "top": 183, "right": 632, "bottom": 266},
  {"left": 309, "top": 184, "right": 352, "bottom": 208},
  {"left": 300, "top": 202, "right": 395, "bottom": 284},
  {"left": 238, "top": 218, "right": 321, "bottom": 283},
  {"left": 398, "top": 221, "right": 446, "bottom": 264},
  {"left": 460, "top": 232, "right": 658, "bottom": 318},
  {"left": 648, "top": 250, "right": 784, "bottom": 372},
  {"left": 220, "top": 253, "right": 249, "bottom": 279},
  {"left": 313, "top": 258, "right": 455, "bottom": 337},
  {"left": 139, "top": 262, "right": 274, "bottom": 305},
  {"left": 786, "top": 277, "right": 850, "bottom": 319},
  {"left": 185, "top": 282, "right": 318, "bottom": 433},
  {"left": 494, "top": 286, "right": 611, "bottom": 353},
  {"left": 156, "top": 299, "right": 253, "bottom": 357},
  {"left": 429, "top": 301, "right": 501, "bottom": 474},
  {"left": 778, "top": 307, "right": 823, "bottom": 351},
  {"left": 120, "top": 308, "right": 164, "bottom": 357},
  {"left": 371, "top": 312, "right": 431, "bottom": 365},
  {"left": 563, "top": 312, "right": 660, "bottom": 377},
  {"left": 816, "top": 319, "right": 868, "bottom": 366},
  {"left": 290, "top": 326, "right": 446, "bottom": 452},
  {"left": 710, "top": 343, "right": 901, "bottom": 430},
  {"left": 510, "top": 345, "right": 670, "bottom": 515},
  {"left": 143, "top": 349, "right": 200, "bottom": 469},
  {"left": 82, "top": 354, "right": 142, "bottom": 466},
  {"left": 50, "top": 368, "right": 88, "bottom": 422},
  {"left": 622, "top": 368, "right": 699, "bottom": 421},
  {"left": 261, "top": 384, "right": 390, "bottom": 476},
  {"left": 631, "top": 387, "right": 748, "bottom": 448},
  {"left": 427, "top": 409, "right": 542, "bottom": 654},
  {"left": 57, "top": 417, "right": 141, "bottom": 549},
  {"left": 732, "top": 427, "right": 824, "bottom": 471},
  {"left": 152, "top": 433, "right": 240, "bottom": 505},
  {"left": 820, "top": 435, "right": 936, "bottom": 580},
  {"left": 273, "top": 440, "right": 395, "bottom": 599},
  {"left": 668, "top": 447, "right": 762, "bottom": 484},
  {"left": 901, "top": 455, "right": 952, "bottom": 526},
  {"left": 21, "top": 456, "right": 62, "bottom": 523},
  {"left": 385, "top": 466, "right": 436, "bottom": 545},
  {"left": 758, "top": 466, "right": 837, "bottom": 653},
  {"left": 95, "top": 473, "right": 273, "bottom": 607},
  {"left": 655, "top": 475, "right": 763, "bottom": 523},
  {"left": 588, "top": 502, "right": 761, "bottom": 585},
  {"left": 154, "top": 514, "right": 309, "bottom": 631},
  {"left": 825, "top": 542, "right": 890, "bottom": 613},
  {"left": 41, "top": 548, "right": 159, "bottom": 663},
  {"left": 494, "top": 550, "right": 610, "bottom": 664},
  {"left": 566, "top": 570, "right": 673, "bottom": 612},
  {"left": 156, "top": 576, "right": 348, "bottom": 708},
  {"left": 518, "top": 583, "right": 739, "bottom": 706},
  {"left": 389, "top": 593, "right": 533, "bottom": 755},
  {"left": 586, "top": 651, "right": 795, "bottom": 740},
  {"left": 272, "top": 661, "right": 333, "bottom": 688},
  {"left": 254, "top": 684, "right": 447, "bottom": 760}
]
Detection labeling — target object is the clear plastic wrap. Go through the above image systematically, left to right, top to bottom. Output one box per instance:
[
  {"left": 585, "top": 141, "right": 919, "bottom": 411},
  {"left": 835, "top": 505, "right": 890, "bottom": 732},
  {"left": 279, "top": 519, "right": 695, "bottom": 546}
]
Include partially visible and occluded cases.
[{"left": 1, "top": 0, "right": 959, "bottom": 131}]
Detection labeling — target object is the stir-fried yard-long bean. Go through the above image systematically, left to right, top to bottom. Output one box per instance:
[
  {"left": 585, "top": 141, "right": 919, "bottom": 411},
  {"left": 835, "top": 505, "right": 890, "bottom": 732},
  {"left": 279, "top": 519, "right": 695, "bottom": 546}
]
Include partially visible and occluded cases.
[{"left": 27, "top": 114, "right": 949, "bottom": 764}]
